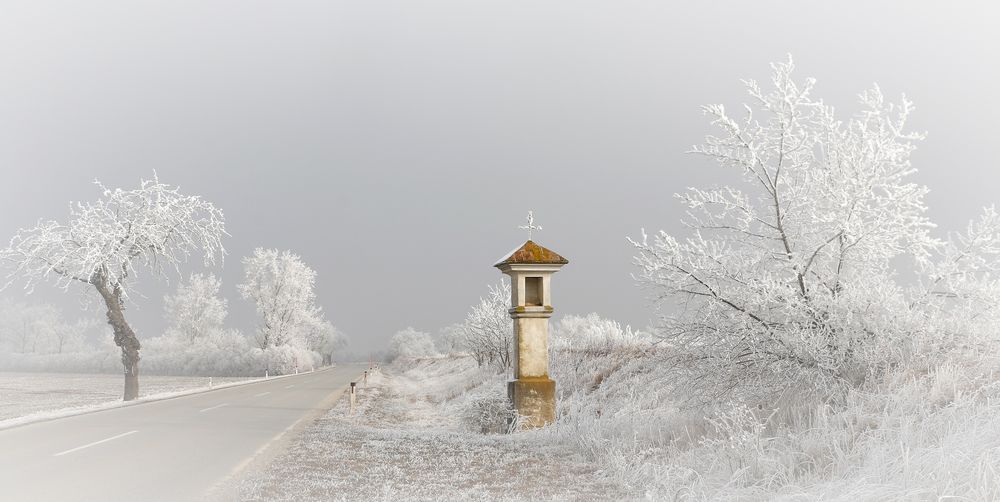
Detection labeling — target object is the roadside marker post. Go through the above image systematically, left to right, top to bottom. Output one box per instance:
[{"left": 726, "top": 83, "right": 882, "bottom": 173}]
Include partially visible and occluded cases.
[{"left": 349, "top": 382, "right": 357, "bottom": 415}]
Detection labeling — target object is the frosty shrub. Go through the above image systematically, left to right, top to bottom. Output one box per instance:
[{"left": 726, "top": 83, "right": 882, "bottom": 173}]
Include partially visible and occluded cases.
[
  {"left": 630, "top": 57, "right": 1000, "bottom": 404},
  {"left": 447, "top": 281, "right": 513, "bottom": 370},
  {"left": 551, "top": 313, "right": 650, "bottom": 354},
  {"left": 436, "top": 323, "right": 467, "bottom": 356},
  {"left": 388, "top": 327, "right": 438, "bottom": 361},
  {"left": 143, "top": 329, "right": 259, "bottom": 376},
  {"left": 257, "top": 343, "right": 321, "bottom": 375},
  {"left": 461, "top": 392, "right": 519, "bottom": 434},
  {"left": 698, "top": 404, "right": 777, "bottom": 481}
]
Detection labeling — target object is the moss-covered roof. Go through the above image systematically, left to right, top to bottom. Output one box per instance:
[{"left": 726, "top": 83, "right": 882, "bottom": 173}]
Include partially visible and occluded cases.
[{"left": 494, "top": 240, "right": 569, "bottom": 267}]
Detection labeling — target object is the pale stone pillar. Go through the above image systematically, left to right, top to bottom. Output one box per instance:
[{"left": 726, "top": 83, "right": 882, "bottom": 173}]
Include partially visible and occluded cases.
[{"left": 494, "top": 240, "right": 568, "bottom": 428}]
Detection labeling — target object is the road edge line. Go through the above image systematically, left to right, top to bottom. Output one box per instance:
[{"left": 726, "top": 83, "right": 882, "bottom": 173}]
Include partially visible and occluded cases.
[
  {"left": 0, "top": 366, "right": 341, "bottom": 432},
  {"left": 205, "top": 369, "right": 367, "bottom": 501}
]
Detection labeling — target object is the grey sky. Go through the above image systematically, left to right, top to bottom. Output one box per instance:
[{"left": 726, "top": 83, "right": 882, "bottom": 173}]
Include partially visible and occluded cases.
[{"left": 1, "top": 1, "right": 998, "bottom": 353}]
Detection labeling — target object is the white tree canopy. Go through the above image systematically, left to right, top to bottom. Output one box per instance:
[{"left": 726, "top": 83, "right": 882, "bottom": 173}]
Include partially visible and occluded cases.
[
  {"left": 629, "top": 57, "right": 959, "bottom": 402},
  {"left": 1, "top": 174, "right": 227, "bottom": 299},
  {"left": 239, "top": 248, "right": 322, "bottom": 349},
  {"left": 163, "top": 273, "right": 228, "bottom": 340},
  {"left": 389, "top": 327, "right": 437, "bottom": 360}
]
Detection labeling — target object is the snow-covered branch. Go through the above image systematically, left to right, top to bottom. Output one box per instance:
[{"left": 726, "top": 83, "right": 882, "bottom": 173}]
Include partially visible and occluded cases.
[{"left": 632, "top": 57, "right": 942, "bottom": 402}]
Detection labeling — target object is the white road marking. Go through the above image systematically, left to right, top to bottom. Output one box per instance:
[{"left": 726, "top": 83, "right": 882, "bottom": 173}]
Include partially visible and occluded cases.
[
  {"left": 284, "top": 384, "right": 295, "bottom": 389},
  {"left": 254, "top": 391, "right": 271, "bottom": 397},
  {"left": 199, "top": 403, "right": 228, "bottom": 413},
  {"left": 53, "top": 430, "right": 139, "bottom": 457}
]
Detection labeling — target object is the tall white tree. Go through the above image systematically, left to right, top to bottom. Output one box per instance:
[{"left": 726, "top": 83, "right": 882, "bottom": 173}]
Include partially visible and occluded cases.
[
  {"left": 630, "top": 57, "right": 942, "bottom": 402},
  {"left": 0, "top": 175, "right": 226, "bottom": 400},
  {"left": 238, "top": 248, "right": 322, "bottom": 350},
  {"left": 163, "top": 273, "right": 228, "bottom": 340}
]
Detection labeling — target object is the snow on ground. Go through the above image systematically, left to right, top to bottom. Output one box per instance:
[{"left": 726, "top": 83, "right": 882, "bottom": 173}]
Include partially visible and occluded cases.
[
  {"left": 230, "top": 341, "right": 1000, "bottom": 501},
  {"left": 236, "top": 357, "right": 630, "bottom": 501},
  {"left": 0, "top": 371, "right": 256, "bottom": 423}
]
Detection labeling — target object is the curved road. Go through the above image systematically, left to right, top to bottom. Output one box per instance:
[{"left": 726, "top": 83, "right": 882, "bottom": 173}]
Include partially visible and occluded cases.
[{"left": 0, "top": 363, "right": 366, "bottom": 501}]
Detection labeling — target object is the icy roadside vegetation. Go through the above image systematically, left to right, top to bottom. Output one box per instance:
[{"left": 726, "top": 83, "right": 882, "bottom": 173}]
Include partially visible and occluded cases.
[
  {"left": 238, "top": 316, "right": 1000, "bottom": 500},
  {"left": 546, "top": 316, "right": 1000, "bottom": 500},
  {"left": 237, "top": 356, "right": 629, "bottom": 501},
  {"left": 0, "top": 372, "right": 256, "bottom": 424}
]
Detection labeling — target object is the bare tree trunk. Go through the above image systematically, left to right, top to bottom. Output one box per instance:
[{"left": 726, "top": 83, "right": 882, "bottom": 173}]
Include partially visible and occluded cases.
[
  {"left": 95, "top": 282, "right": 141, "bottom": 401},
  {"left": 119, "top": 330, "right": 140, "bottom": 401}
]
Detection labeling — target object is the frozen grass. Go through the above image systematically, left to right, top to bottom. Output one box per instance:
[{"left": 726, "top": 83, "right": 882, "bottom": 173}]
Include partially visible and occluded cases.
[
  {"left": 237, "top": 325, "right": 1000, "bottom": 501},
  {"left": 542, "top": 338, "right": 1000, "bottom": 500},
  {"left": 238, "top": 357, "right": 629, "bottom": 501},
  {"left": 0, "top": 371, "right": 256, "bottom": 423}
]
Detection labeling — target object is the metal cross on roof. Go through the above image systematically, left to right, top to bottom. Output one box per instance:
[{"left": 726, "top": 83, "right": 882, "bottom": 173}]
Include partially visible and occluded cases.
[{"left": 518, "top": 211, "right": 542, "bottom": 240}]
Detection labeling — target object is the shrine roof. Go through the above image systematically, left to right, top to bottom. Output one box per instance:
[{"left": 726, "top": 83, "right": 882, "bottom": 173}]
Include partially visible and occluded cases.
[{"left": 494, "top": 240, "right": 569, "bottom": 267}]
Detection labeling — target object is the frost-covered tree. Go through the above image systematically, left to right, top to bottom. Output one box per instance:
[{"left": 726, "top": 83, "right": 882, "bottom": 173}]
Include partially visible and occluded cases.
[
  {"left": 631, "top": 57, "right": 946, "bottom": 402},
  {"left": 0, "top": 175, "right": 226, "bottom": 400},
  {"left": 914, "top": 206, "right": 1000, "bottom": 346},
  {"left": 239, "top": 248, "right": 322, "bottom": 350},
  {"left": 145, "top": 273, "right": 265, "bottom": 376},
  {"left": 163, "top": 273, "right": 228, "bottom": 341},
  {"left": 451, "top": 281, "right": 513, "bottom": 369},
  {"left": 467, "top": 281, "right": 513, "bottom": 369},
  {"left": 0, "top": 302, "right": 61, "bottom": 354},
  {"left": 44, "top": 316, "right": 92, "bottom": 355},
  {"left": 301, "top": 316, "right": 348, "bottom": 365},
  {"left": 438, "top": 323, "right": 467, "bottom": 356},
  {"left": 388, "top": 327, "right": 437, "bottom": 361}
]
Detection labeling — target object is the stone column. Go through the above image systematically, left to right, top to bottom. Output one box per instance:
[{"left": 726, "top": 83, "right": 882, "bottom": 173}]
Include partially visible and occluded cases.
[
  {"left": 494, "top": 240, "right": 568, "bottom": 429},
  {"left": 508, "top": 306, "right": 556, "bottom": 428}
]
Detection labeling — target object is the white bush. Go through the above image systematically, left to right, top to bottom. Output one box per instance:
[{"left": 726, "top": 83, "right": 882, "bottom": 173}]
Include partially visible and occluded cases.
[
  {"left": 446, "top": 281, "right": 512, "bottom": 369},
  {"left": 551, "top": 313, "right": 651, "bottom": 353},
  {"left": 388, "top": 327, "right": 438, "bottom": 361},
  {"left": 143, "top": 329, "right": 265, "bottom": 376},
  {"left": 461, "top": 392, "right": 518, "bottom": 434}
]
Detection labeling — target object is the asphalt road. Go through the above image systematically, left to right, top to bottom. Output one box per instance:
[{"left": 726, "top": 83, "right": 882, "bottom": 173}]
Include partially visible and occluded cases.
[{"left": 0, "top": 363, "right": 367, "bottom": 501}]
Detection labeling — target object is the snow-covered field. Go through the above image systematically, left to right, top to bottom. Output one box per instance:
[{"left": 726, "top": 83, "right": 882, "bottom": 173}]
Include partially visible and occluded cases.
[
  {"left": 236, "top": 357, "right": 629, "bottom": 501},
  {"left": 0, "top": 372, "right": 256, "bottom": 423}
]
